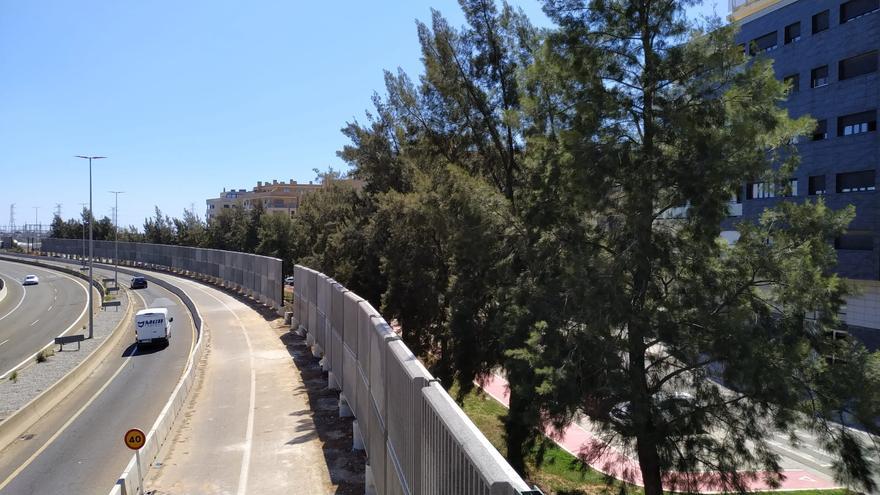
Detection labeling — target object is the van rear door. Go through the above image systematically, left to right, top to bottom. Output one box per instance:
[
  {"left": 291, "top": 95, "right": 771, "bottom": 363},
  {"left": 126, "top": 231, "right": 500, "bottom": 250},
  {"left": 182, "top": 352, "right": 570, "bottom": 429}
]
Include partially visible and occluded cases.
[{"left": 136, "top": 314, "right": 167, "bottom": 343}]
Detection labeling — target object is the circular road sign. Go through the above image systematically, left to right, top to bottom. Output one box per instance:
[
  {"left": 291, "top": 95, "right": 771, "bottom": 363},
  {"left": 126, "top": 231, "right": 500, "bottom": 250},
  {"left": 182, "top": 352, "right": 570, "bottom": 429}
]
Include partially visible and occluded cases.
[{"left": 124, "top": 428, "right": 146, "bottom": 450}]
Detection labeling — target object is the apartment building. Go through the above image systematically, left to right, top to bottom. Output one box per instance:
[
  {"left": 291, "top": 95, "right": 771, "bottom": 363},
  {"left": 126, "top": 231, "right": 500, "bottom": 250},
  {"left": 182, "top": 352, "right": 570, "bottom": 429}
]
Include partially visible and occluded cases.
[
  {"left": 723, "top": 0, "right": 880, "bottom": 342},
  {"left": 205, "top": 178, "right": 361, "bottom": 221}
]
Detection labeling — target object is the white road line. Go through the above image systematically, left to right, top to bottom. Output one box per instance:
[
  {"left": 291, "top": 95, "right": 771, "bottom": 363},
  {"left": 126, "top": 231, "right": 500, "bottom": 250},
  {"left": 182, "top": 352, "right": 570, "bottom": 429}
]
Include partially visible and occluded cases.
[
  {"left": 0, "top": 270, "right": 91, "bottom": 380},
  {"left": 177, "top": 279, "right": 255, "bottom": 495},
  {"left": 0, "top": 284, "right": 27, "bottom": 323},
  {"left": 47, "top": 305, "right": 53, "bottom": 312},
  {"left": 29, "top": 319, "right": 39, "bottom": 326},
  {"left": 0, "top": 339, "right": 8, "bottom": 347},
  {"left": 0, "top": 343, "right": 139, "bottom": 491},
  {"left": 767, "top": 440, "right": 833, "bottom": 468}
]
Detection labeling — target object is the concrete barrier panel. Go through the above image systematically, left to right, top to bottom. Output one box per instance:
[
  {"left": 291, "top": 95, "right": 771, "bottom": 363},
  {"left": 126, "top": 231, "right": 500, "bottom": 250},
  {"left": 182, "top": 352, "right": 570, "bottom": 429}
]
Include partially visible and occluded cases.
[
  {"left": 42, "top": 238, "right": 283, "bottom": 311},
  {"left": 307, "top": 269, "right": 317, "bottom": 335},
  {"left": 316, "top": 274, "right": 329, "bottom": 350},
  {"left": 368, "top": 317, "right": 399, "bottom": 429},
  {"left": 385, "top": 340, "right": 433, "bottom": 495},
  {"left": 420, "top": 382, "right": 531, "bottom": 494}
]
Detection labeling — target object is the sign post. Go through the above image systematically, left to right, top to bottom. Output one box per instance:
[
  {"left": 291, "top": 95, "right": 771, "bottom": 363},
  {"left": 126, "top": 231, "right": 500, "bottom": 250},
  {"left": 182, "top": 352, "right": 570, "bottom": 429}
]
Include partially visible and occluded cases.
[{"left": 124, "top": 428, "right": 146, "bottom": 494}]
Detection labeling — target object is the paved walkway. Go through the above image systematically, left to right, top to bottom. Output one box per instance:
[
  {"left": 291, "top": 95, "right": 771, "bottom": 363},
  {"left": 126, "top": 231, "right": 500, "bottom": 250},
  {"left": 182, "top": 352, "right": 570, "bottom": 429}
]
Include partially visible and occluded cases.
[{"left": 479, "top": 373, "right": 839, "bottom": 492}]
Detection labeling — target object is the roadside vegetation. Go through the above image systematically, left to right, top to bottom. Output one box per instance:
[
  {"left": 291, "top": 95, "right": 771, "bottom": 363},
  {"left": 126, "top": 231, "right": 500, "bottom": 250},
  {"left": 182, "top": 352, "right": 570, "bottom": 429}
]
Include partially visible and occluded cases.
[{"left": 47, "top": 1, "right": 880, "bottom": 492}]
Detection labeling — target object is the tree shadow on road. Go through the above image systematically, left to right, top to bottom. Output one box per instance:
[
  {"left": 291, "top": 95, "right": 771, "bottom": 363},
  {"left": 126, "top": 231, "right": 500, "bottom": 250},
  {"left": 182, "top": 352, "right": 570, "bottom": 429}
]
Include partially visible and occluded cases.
[{"left": 280, "top": 329, "right": 366, "bottom": 495}]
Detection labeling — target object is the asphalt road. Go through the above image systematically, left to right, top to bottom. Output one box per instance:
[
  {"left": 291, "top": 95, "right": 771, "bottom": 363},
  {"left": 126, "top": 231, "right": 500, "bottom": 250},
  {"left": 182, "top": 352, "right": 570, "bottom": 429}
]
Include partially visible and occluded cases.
[
  {"left": 0, "top": 260, "right": 89, "bottom": 378},
  {"left": 0, "top": 264, "right": 196, "bottom": 495},
  {"left": 144, "top": 271, "right": 335, "bottom": 494}
]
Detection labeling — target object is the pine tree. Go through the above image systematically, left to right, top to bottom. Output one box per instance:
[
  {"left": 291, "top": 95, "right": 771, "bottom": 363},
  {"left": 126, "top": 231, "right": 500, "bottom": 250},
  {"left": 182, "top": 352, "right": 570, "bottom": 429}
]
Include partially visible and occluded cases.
[{"left": 513, "top": 1, "right": 880, "bottom": 492}]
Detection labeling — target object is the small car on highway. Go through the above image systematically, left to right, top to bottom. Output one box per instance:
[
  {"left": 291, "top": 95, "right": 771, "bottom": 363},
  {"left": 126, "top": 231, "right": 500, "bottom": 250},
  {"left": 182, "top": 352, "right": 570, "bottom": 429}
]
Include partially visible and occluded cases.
[
  {"left": 22, "top": 275, "right": 39, "bottom": 285},
  {"left": 130, "top": 276, "right": 148, "bottom": 289},
  {"left": 284, "top": 276, "right": 295, "bottom": 286}
]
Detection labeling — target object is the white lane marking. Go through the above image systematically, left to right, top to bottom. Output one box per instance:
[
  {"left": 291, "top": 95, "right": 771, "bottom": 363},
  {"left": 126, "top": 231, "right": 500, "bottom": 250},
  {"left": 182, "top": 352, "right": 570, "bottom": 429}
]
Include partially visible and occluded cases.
[
  {"left": 0, "top": 271, "right": 91, "bottom": 380},
  {"left": 176, "top": 279, "right": 255, "bottom": 495},
  {"left": 0, "top": 284, "right": 27, "bottom": 323},
  {"left": 47, "top": 305, "right": 53, "bottom": 312},
  {"left": 29, "top": 319, "right": 39, "bottom": 326},
  {"left": 0, "top": 339, "right": 8, "bottom": 347},
  {"left": 0, "top": 343, "right": 139, "bottom": 491},
  {"left": 767, "top": 440, "right": 833, "bottom": 468}
]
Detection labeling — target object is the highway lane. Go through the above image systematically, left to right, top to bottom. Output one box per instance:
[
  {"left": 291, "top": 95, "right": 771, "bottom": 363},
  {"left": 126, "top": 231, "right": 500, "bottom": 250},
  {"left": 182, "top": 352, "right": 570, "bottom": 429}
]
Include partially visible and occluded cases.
[
  {"left": 0, "top": 260, "right": 90, "bottom": 378},
  {"left": 0, "top": 265, "right": 196, "bottom": 495}
]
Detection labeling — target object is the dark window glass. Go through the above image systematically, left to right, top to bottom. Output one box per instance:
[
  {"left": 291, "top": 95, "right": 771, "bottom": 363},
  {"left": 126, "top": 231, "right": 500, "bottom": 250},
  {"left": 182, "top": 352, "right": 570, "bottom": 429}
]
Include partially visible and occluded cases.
[
  {"left": 841, "top": 0, "right": 879, "bottom": 23},
  {"left": 813, "top": 10, "right": 830, "bottom": 33},
  {"left": 785, "top": 22, "right": 801, "bottom": 43},
  {"left": 750, "top": 31, "right": 778, "bottom": 55},
  {"left": 839, "top": 51, "right": 878, "bottom": 80},
  {"left": 811, "top": 65, "right": 829, "bottom": 87},
  {"left": 784, "top": 73, "right": 800, "bottom": 93},
  {"left": 837, "top": 110, "right": 877, "bottom": 136},
  {"left": 812, "top": 119, "right": 828, "bottom": 141},
  {"left": 836, "top": 170, "right": 876, "bottom": 192},
  {"left": 809, "top": 175, "right": 827, "bottom": 195},
  {"left": 835, "top": 233, "right": 874, "bottom": 250}
]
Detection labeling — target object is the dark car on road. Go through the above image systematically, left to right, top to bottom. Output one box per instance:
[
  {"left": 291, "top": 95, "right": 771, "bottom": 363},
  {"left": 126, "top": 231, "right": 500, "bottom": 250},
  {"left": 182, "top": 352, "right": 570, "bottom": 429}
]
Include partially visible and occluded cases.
[{"left": 130, "top": 276, "right": 148, "bottom": 289}]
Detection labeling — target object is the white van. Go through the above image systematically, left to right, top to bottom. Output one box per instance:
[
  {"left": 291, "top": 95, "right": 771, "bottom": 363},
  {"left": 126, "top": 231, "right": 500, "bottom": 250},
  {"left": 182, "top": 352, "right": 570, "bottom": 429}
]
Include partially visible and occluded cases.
[{"left": 135, "top": 308, "right": 173, "bottom": 345}]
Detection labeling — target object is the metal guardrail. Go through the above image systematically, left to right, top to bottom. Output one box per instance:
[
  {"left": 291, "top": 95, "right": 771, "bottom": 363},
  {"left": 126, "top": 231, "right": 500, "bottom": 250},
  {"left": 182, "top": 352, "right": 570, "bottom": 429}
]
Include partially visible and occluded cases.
[
  {"left": 41, "top": 238, "right": 283, "bottom": 312},
  {"left": 293, "top": 264, "right": 535, "bottom": 495}
]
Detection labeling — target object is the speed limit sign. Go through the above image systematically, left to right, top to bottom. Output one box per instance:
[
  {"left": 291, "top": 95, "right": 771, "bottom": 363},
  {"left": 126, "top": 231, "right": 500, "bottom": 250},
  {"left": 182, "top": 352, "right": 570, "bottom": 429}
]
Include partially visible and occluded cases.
[{"left": 124, "top": 428, "right": 146, "bottom": 450}]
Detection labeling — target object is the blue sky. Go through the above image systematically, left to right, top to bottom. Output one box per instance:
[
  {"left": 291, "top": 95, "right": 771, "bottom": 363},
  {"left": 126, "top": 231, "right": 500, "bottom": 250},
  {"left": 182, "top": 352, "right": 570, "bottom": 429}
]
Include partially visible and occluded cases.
[{"left": 0, "top": 0, "right": 724, "bottom": 229}]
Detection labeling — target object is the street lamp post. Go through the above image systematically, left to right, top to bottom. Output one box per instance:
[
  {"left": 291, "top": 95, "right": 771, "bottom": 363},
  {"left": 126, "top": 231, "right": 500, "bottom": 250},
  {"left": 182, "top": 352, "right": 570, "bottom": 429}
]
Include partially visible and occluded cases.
[
  {"left": 76, "top": 155, "right": 106, "bottom": 339},
  {"left": 109, "top": 191, "right": 124, "bottom": 287},
  {"left": 79, "top": 202, "right": 88, "bottom": 267}
]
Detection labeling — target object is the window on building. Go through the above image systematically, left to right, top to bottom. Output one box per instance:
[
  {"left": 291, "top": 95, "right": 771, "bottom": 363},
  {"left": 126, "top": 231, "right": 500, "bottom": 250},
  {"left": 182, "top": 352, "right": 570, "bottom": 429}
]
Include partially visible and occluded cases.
[
  {"left": 841, "top": 0, "right": 879, "bottom": 23},
  {"left": 813, "top": 10, "right": 830, "bottom": 33},
  {"left": 784, "top": 22, "right": 801, "bottom": 43},
  {"left": 749, "top": 31, "right": 778, "bottom": 55},
  {"left": 839, "top": 51, "right": 879, "bottom": 80},
  {"left": 811, "top": 65, "right": 829, "bottom": 87},
  {"left": 784, "top": 73, "right": 800, "bottom": 94},
  {"left": 838, "top": 110, "right": 877, "bottom": 136},
  {"left": 812, "top": 119, "right": 828, "bottom": 141},
  {"left": 836, "top": 170, "right": 876, "bottom": 192},
  {"left": 808, "top": 175, "right": 827, "bottom": 195},
  {"left": 746, "top": 179, "right": 797, "bottom": 199},
  {"left": 746, "top": 182, "right": 771, "bottom": 200},
  {"left": 223, "top": 204, "right": 230, "bottom": 208},
  {"left": 835, "top": 232, "right": 874, "bottom": 250}
]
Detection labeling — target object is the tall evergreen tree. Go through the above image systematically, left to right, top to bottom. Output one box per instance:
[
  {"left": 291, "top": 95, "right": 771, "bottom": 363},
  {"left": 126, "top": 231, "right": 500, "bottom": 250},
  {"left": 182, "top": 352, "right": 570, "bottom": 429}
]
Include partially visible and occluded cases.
[{"left": 510, "top": 1, "right": 880, "bottom": 493}]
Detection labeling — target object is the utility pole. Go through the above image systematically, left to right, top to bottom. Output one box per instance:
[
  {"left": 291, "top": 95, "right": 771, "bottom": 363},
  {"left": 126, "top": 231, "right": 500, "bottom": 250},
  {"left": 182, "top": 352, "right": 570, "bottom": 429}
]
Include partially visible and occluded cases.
[
  {"left": 76, "top": 155, "right": 106, "bottom": 340},
  {"left": 109, "top": 191, "right": 124, "bottom": 287},
  {"left": 79, "top": 202, "right": 88, "bottom": 268},
  {"left": 8, "top": 204, "right": 14, "bottom": 235},
  {"left": 33, "top": 206, "right": 39, "bottom": 253}
]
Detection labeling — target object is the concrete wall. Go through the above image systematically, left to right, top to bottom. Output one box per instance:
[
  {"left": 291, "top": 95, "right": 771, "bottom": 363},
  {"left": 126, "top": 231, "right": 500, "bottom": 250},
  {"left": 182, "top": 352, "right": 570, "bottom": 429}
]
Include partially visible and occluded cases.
[
  {"left": 41, "top": 238, "right": 283, "bottom": 312},
  {"left": 293, "top": 265, "right": 536, "bottom": 495}
]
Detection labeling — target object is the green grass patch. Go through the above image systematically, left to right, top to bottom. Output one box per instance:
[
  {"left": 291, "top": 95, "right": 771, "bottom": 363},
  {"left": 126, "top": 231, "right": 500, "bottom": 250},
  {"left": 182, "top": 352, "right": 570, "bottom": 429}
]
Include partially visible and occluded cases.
[
  {"left": 448, "top": 382, "right": 850, "bottom": 495},
  {"left": 449, "top": 382, "right": 634, "bottom": 495}
]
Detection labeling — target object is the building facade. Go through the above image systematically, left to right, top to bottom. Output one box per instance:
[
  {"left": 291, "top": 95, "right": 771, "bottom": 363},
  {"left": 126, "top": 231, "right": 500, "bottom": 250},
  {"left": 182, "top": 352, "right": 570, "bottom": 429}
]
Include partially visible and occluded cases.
[
  {"left": 725, "top": 0, "right": 880, "bottom": 341},
  {"left": 206, "top": 178, "right": 361, "bottom": 221}
]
